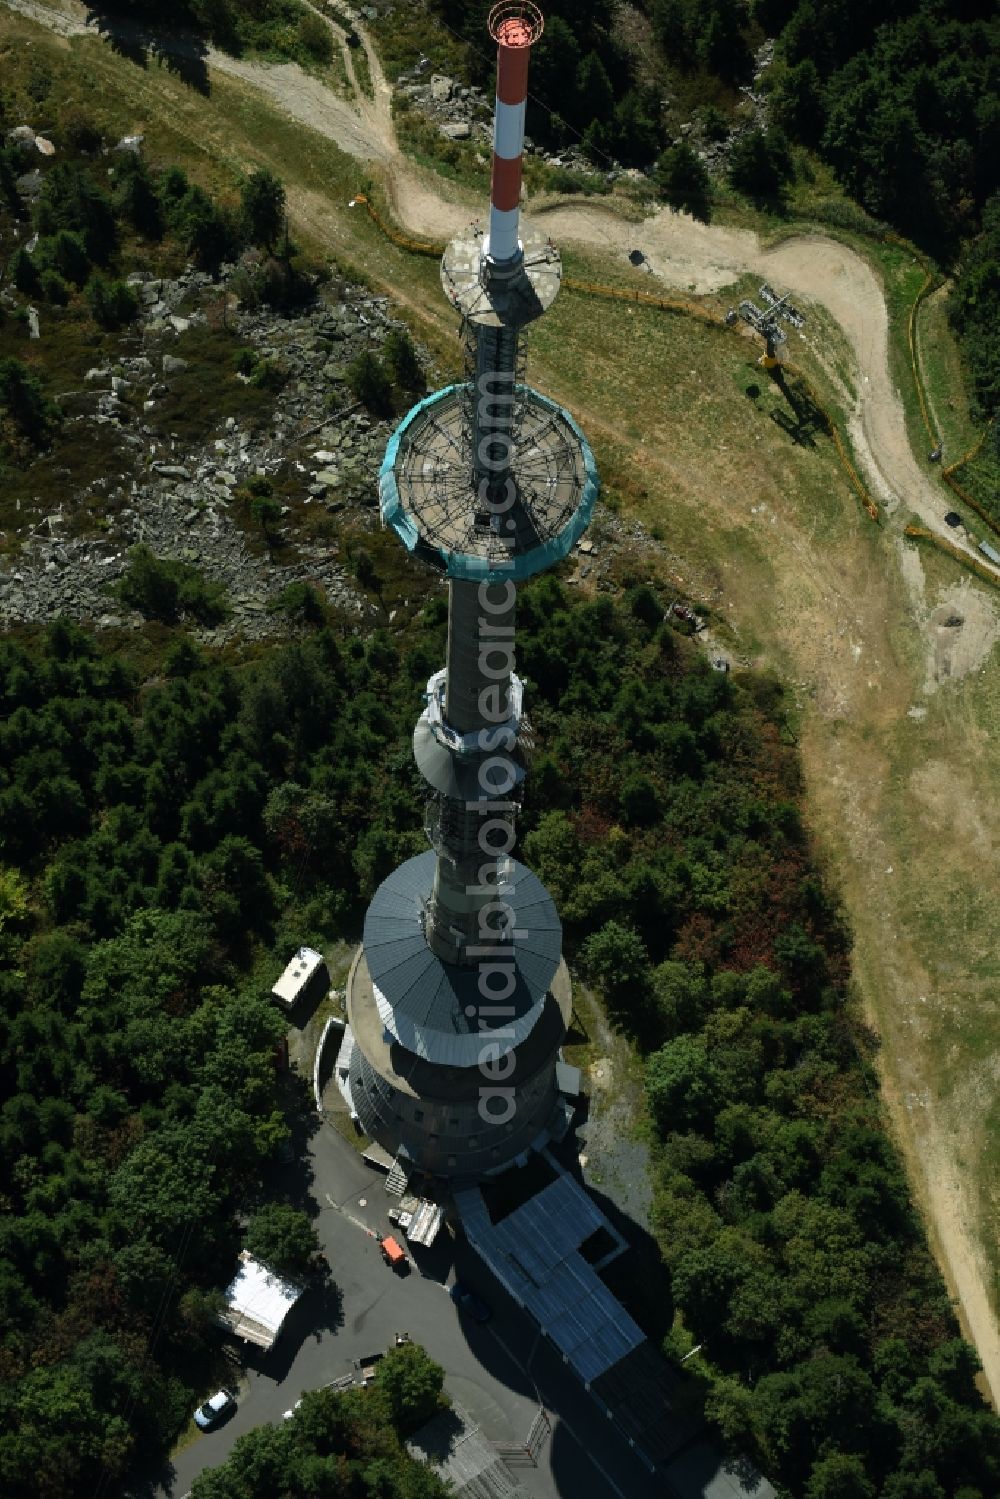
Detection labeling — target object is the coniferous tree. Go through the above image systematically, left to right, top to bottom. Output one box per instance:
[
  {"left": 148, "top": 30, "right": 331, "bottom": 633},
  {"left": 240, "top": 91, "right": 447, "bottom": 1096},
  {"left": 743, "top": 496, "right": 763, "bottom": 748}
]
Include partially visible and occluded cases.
[
  {"left": 655, "top": 142, "right": 711, "bottom": 219},
  {"left": 240, "top": 168, "right": 286, "bottom": 253}
]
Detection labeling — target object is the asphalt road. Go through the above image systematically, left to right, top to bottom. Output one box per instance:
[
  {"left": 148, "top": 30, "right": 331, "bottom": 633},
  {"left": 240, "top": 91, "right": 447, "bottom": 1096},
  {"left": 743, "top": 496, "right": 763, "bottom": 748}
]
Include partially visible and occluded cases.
[{"left": 156, "top": 1121, "right": 665, "bottom": 1499}]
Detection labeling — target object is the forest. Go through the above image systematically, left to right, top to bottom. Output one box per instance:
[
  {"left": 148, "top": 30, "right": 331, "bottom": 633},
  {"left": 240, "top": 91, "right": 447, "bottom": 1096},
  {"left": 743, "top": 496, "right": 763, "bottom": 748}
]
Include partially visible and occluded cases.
[
  {"left": 82, "top": 0, "right": 337, "bottom": 67},
  {"left": 63, "top": 1, "right": 1000, "bottom": 424},
  {"left": 0, "top": 6, "right": 998, "bottom": 1495},
  {"left": 1, "top": 578, "right": 998, "bottom": 1494},
  {"left": 518, "top": 582, "right": 999, "bottom": 1497}
]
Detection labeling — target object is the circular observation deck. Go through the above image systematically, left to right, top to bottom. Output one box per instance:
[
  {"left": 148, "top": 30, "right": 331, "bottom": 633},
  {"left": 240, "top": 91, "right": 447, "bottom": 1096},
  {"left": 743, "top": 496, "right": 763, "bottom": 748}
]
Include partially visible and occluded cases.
[
  {"left": 441, "top": 225, "right": 562, "bottom": 327},
  {"left": 379, "top": 384, "right": 599, "bottom": 583}
]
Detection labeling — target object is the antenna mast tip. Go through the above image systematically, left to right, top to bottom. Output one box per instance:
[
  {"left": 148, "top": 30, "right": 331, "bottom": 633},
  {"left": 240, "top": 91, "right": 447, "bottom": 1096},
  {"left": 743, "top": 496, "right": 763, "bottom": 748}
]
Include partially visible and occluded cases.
[{"left": 488, "top": 0, "right": 544, "bottom": 47}]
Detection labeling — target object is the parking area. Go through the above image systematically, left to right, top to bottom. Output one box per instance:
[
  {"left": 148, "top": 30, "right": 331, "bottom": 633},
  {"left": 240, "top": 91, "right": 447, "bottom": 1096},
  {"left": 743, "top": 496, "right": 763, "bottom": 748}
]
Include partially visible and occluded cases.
[{"left": 159, "top": 1120, "right": 665, "bottom": 1499}]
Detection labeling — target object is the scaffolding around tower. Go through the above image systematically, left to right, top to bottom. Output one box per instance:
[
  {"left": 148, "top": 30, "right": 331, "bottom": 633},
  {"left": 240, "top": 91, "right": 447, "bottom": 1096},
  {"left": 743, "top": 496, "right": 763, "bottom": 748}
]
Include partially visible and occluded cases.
[{"left": 379, "top": 383, "right": 597, "bottom": 582}]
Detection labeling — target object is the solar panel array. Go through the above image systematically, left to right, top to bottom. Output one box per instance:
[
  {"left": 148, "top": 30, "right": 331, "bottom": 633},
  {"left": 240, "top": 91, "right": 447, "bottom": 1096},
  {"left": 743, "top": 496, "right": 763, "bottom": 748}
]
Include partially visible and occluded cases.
[{"left": 455, "top": 1176, "right": 645, "bottom": 1384}]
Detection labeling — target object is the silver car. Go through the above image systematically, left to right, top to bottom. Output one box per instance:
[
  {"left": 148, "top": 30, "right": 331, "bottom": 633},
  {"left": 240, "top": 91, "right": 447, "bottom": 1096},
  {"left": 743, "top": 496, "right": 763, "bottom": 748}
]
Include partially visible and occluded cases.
[{"left": 193, "top": 1388, "right": 236, "bottom": 1430}]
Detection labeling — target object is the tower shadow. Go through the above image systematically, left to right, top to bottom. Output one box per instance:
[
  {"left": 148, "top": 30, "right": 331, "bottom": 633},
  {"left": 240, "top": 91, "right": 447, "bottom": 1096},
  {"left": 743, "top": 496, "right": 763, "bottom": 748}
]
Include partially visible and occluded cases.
[
  {"left": 84, "top": 7, "right": 212, "bottom": 95},
  {"left": 766, "top": 365, "right": 827, "bottom": 449}
]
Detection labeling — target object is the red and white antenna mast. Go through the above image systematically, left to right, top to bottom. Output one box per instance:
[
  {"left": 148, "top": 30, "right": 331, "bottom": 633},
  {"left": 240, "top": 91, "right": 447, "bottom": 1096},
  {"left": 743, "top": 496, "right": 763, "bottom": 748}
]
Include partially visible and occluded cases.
[{"left": 486, "top": 1, "right": 544, "bottom": 266}]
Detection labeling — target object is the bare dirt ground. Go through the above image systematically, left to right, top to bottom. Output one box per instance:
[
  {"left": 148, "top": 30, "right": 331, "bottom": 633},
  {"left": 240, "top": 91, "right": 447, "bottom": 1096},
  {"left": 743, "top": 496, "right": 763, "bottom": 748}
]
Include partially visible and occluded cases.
[
  {"left": 5, "top": 0, "right": 1000, "bottom": 1405},
  {"left": 10, "top": 0, "right": 995, "bottom": 570}
]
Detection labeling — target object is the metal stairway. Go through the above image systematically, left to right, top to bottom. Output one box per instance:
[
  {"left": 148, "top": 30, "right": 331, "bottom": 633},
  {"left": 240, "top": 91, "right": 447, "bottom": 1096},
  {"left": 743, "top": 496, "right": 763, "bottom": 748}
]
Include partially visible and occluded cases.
[{"left": 385, "top": 1157, "right": 409, "bottom": 1196}]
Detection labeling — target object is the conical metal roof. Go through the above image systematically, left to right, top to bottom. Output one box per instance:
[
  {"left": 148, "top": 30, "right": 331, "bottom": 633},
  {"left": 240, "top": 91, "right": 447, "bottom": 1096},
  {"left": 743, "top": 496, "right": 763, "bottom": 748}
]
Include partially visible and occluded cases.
[{"left": 364, "top": 851, "right": 561, "bottom": 1065}]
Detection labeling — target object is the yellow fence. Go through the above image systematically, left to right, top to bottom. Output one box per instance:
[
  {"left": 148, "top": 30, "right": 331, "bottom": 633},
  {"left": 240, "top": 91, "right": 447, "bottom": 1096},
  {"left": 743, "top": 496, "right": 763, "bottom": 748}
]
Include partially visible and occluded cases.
[
  {"left": 356, "top": 187, "right": 1000, "bottom": 562},
  {"left": 351, "top": 194, "right": 443, "bottom": 258},
  {"left": 883, "top": 231, "right": 999, "bottom": 540},
  {"left": 884, "top": 232, "right": 940, "bottom": 454},
  {"left": 563, "top": 274, "right": 724, "bottom": 329},
  {"left": 782, "top": 362, "right": 880, "bottom": 524},
  {"left": 940, "top": 418, "right": 999, "bottom": 530},
  {"left": 904, "top": 525, "right": 1000, "bottom": 590}
]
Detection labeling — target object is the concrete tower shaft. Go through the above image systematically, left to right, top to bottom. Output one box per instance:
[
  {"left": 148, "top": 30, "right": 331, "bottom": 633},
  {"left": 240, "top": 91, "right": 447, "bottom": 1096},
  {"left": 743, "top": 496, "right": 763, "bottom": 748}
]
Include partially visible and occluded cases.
[
  {"left": 470, "top": 323, "right": 521, "bottom": 516},
  {"left": 428, "top": 572, "right": 522, "bottom": 965},
  {"left": 444, "top": 575, "right": 516, "bottom": 735}
]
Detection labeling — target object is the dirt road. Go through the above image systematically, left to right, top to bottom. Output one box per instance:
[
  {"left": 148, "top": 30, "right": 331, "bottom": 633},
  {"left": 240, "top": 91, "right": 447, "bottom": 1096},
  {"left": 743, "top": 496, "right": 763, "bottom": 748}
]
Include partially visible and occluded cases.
[
  {"left": 5, "top": 0, "right": 999, "bottom": 1404},
  {"left": 250, "top": 0, "right": 989, "bottom": 583}
]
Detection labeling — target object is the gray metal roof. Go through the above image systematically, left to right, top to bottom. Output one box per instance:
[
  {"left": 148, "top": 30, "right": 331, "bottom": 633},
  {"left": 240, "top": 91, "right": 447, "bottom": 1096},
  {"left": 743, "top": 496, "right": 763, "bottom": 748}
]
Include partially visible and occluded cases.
[
  {"left": 413, "top": 719, "right": 526, "bottom": 801},
  {"left": 364, "top": 852, "right": 562, "bottom": 1037},
  {"left": 455, "top": 1175, "right": 646, "bottom": 1386},
  {"left": 456, "top": 1176, "right": 776, "bottom": 1494},
  {"left": 408, "top": 1403, "right": 526, "bottom": 1498}
]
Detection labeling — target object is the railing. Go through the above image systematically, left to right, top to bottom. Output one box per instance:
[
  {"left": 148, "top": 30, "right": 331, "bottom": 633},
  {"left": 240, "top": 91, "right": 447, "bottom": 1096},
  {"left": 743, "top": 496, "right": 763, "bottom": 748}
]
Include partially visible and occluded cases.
[{"left": 492, "top": 1406, "right": 551, "bottom": 1466}]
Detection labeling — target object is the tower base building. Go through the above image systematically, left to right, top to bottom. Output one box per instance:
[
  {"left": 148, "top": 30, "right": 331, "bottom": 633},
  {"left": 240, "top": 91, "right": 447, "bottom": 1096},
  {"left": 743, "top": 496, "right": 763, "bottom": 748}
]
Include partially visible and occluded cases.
[{"left": 346, "top": 883, "right": 573, "bottom": 1179}]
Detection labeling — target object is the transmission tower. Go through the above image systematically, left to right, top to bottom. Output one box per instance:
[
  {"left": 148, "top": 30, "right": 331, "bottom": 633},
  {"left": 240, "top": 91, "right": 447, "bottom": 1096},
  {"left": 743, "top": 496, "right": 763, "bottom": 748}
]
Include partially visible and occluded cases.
[{"left": 339, "top": 3, "right": 598, "bottom": 1183}]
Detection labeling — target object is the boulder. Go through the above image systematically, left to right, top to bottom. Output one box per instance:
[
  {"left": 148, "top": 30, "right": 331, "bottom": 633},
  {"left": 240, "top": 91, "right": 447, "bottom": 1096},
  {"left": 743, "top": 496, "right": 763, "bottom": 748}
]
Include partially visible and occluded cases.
[
  {"left": 430, "top": 74, "right": 453, "bottom": 103},
  {"left": 441, "top": 122, "right": 471, "bottom": 141},
  {"left": 16, "top": 169, "right": 43, "bottom": 199},
  {"left": 162, "top": 355, "right": 188, "bottom": 375}
]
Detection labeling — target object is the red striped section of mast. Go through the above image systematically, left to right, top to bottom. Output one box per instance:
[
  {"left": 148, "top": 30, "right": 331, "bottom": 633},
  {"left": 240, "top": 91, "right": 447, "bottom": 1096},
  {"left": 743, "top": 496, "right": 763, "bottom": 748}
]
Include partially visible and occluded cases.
[{"left": 487, "top": 1, "right": 544, "bottom": 265}]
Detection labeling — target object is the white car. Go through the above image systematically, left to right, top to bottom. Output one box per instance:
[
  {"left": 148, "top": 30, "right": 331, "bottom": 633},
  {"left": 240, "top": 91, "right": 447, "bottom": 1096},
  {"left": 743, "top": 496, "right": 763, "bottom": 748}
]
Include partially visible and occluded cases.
[{"left": 193, "top": 1388, "right": 236, "bottom": 1430}]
